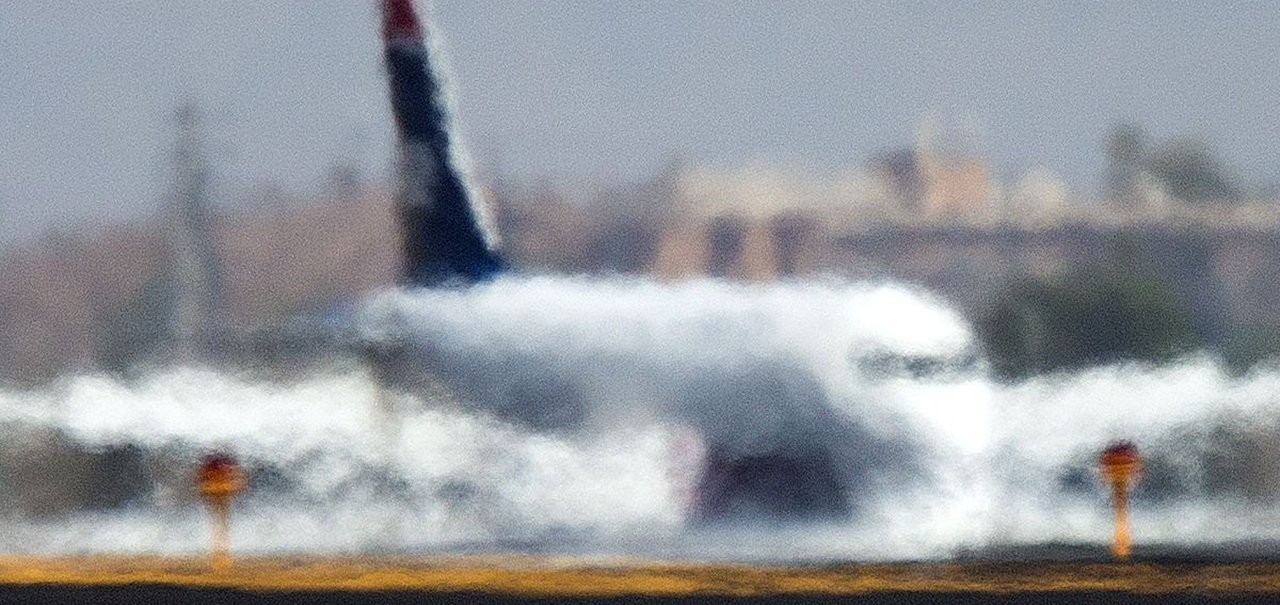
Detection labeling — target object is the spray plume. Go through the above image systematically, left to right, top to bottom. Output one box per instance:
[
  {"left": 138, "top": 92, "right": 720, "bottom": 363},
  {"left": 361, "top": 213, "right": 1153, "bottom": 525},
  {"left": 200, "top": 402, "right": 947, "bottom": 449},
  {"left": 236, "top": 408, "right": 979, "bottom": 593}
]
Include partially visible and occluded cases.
[{"left": 4, "top": 277, "right": 1280, "bottom": 559}]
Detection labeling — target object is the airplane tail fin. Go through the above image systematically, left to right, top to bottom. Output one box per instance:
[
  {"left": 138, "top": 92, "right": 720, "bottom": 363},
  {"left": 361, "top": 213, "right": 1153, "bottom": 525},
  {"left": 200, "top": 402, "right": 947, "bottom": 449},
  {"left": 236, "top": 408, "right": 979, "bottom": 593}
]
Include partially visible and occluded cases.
[{"left": 381, "top": 0, "right": 504, "bottom": 286}]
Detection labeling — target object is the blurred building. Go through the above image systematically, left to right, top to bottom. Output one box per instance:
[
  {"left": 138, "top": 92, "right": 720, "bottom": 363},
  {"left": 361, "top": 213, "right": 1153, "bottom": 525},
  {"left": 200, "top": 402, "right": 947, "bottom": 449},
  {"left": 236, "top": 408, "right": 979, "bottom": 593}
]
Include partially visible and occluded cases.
[
  {"left": 914, "top": 115, "right": 991, "bottom": 216},
  {"left": 870, "top": 116, "right": 992, "bottom": 217},
  {"left": 919, "top": 153, "right": 990, "bottom": 215},
  {"left": 3, "top": 156, "right": 1280, "bottom": 383},
  {"left": 0, "top": 187, "right": 398, "bottom": 383}
]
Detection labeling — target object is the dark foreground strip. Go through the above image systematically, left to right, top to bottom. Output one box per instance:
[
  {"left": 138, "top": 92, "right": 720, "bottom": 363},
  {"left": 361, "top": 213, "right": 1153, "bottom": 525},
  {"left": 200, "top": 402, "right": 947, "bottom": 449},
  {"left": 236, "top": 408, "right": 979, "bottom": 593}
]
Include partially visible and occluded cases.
[{"left": 0, "top": 586, "right": 1274, "bottom": 605}]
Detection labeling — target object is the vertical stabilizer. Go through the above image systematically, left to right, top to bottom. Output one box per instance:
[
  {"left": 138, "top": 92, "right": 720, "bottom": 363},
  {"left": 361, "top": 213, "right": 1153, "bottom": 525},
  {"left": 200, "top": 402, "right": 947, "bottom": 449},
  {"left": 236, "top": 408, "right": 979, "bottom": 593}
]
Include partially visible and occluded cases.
[{"left": 381, "top": 0, "right": 503, "bottom": 286}]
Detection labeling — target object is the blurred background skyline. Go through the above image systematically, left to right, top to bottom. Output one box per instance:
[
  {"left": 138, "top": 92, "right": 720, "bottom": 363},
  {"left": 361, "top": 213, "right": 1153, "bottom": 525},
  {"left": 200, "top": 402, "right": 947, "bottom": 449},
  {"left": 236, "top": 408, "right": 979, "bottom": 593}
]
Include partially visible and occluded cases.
[
  {"left": 4, "top": 1, "right": 1280, "bottom": 248},
  {"left": 4, "top": 1, "right": 1280, "bottom": 384}
]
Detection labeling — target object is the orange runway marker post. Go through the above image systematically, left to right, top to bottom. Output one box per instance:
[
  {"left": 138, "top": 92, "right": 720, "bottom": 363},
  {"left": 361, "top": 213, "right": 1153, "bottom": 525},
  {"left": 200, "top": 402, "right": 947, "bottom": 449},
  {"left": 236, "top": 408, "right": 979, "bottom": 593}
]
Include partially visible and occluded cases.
[
  {"left": 1099, "top": 441, "right": 1142, "bottom": 560},
  {"left": 197, "top": 452, "right": 246, "bottom": 573}
]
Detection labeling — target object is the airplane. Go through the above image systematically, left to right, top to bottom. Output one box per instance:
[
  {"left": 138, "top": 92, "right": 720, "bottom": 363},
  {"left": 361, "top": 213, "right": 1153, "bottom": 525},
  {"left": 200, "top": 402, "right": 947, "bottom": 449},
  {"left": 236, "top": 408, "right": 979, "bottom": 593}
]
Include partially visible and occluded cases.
[{"left": 363, "top": 0, "right": 991, "bottom": 526}]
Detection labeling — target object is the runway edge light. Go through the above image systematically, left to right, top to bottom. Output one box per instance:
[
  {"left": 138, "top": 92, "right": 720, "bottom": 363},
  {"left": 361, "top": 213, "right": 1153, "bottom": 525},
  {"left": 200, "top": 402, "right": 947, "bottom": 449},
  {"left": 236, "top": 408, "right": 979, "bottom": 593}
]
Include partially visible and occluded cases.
[
  {"left": 1099, "top": 441, "right": 1142, "bottom": 560},
  {"left": 197, "top": 452, "right": 246, "bottom": 572}
]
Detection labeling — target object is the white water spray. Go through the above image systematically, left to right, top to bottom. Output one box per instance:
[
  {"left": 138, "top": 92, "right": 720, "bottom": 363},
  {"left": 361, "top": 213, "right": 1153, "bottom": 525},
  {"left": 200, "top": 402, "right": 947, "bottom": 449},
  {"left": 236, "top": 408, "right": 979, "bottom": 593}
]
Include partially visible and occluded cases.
[{"left": 1, "top": 276, "right": 1278, "bottom": 559}]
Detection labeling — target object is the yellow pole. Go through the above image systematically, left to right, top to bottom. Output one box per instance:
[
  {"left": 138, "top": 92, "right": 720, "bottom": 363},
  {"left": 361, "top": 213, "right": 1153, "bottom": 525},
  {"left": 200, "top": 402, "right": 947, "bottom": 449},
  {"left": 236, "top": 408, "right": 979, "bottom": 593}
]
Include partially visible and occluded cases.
[
  {"left": 1099, "top": 441, "right": 1140, "bottom": 561},
  {"left": 198, "top": 453, "right": 244, "bottom": 574},
  {"left": 1110, "top": 477, "right": 1130, "bottom": 560},
  {"left": 209, "top": 495, "right": 231, "bottom": 572}
]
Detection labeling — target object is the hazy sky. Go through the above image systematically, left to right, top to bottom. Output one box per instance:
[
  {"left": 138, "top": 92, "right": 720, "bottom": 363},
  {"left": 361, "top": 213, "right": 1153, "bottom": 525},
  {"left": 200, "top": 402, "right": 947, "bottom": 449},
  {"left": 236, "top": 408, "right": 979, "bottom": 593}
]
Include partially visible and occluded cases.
[{"left": 3, "top": 1, "right": 1280, "bottom": 248}]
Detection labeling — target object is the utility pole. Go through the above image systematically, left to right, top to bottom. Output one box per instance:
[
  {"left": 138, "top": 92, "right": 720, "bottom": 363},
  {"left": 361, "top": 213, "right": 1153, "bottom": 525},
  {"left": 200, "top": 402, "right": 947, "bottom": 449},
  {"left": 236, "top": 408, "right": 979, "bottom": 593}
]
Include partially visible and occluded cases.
[{"left": 169, "top": 102, "right": 226, "bottom": 362}]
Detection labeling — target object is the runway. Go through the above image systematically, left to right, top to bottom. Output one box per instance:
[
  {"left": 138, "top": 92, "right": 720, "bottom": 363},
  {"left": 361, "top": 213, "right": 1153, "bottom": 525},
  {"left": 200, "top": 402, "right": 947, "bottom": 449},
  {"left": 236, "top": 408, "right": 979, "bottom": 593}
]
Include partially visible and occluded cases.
[{"left": 3, "top": 555, "right": 1280, "bottom": 604}]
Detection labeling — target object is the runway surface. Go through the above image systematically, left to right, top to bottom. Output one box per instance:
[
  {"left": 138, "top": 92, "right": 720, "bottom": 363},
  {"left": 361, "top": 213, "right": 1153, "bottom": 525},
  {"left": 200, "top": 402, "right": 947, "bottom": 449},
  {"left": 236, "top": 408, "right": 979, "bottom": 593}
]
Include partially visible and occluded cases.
[{"left": 4, "top": 555, "right": 1280, "bottom": 604}]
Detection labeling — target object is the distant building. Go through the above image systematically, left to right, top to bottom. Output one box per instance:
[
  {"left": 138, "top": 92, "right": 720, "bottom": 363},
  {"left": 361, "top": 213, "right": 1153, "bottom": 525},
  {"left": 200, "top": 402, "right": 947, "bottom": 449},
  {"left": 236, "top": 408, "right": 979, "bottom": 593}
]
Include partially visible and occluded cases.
[
  {"left": 913, "top": 114, "right": 991, "bottom": 215},
  {"left": 869, "top": 148, "right": 925, "bottom": 210},
  {"left": 918, "top": 153, "right": 990, "bottom": 215}
]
